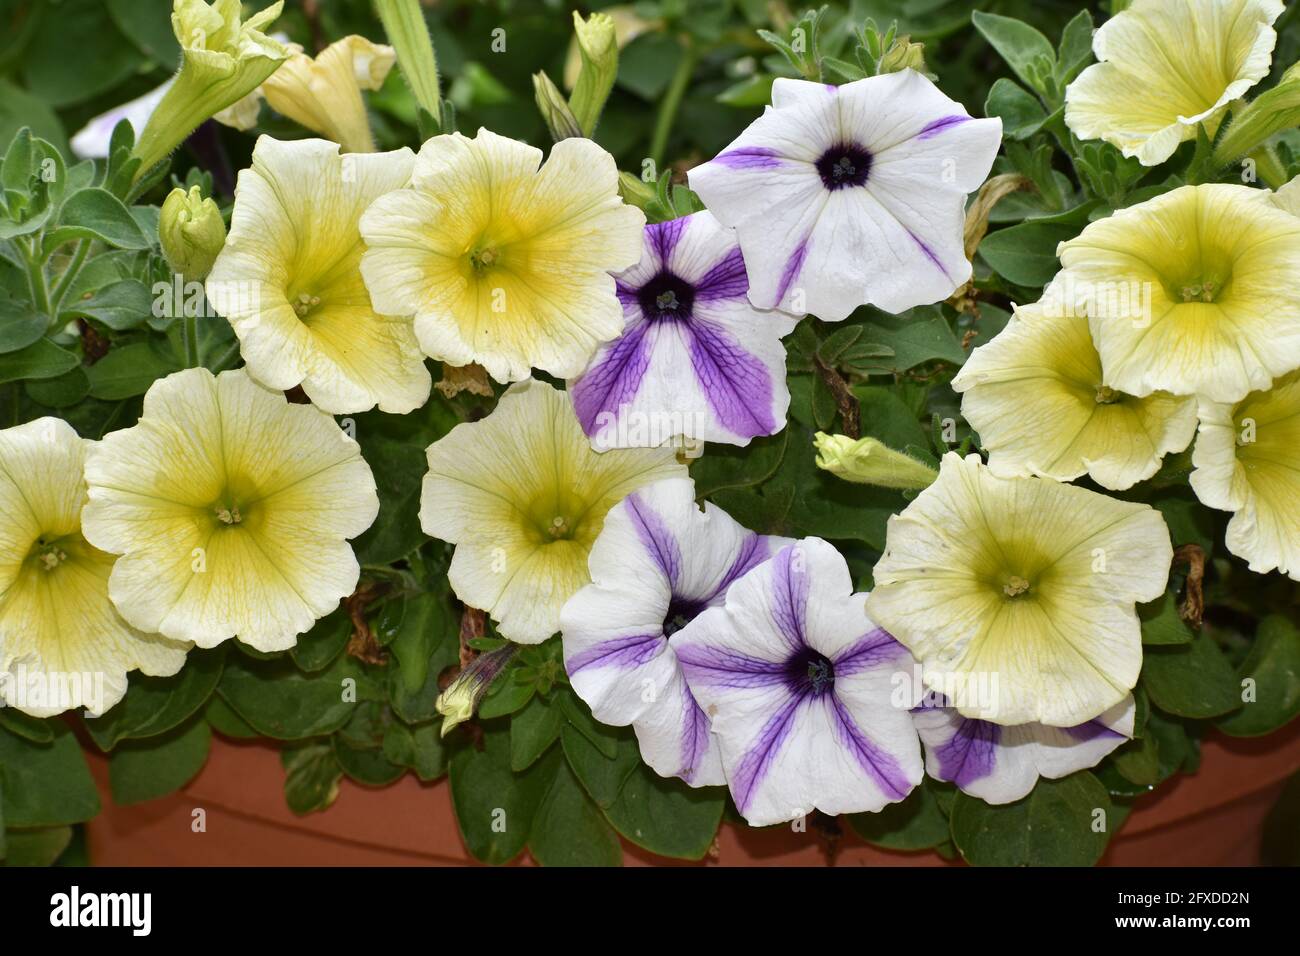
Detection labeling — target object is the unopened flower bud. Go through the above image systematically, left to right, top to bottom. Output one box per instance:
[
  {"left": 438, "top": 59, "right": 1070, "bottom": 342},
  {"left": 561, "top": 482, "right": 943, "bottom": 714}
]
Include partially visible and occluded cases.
[
  {"left": 160, "top": 185, "right": 226, "bottom": 280},
  {"left": 813, "top": 432, "right": 938, "bottom": 490}
]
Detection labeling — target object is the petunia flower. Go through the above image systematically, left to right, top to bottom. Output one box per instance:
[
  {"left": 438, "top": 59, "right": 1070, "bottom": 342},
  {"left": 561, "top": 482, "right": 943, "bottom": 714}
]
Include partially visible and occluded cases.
[
  {"left": 132, "top": 0, "right": 290, "bottom": 176},
  {"left": 1065, "top": 0, "right": 1283, "bottom": 167},
  {"left": 218, "top": 36, "right": 396, "bottom": 153},
  {"left": 687, "top": 70, "right": 1001, "bottom": 321},
  {"left": 360, "top": 128, "right": 645, "bottom": 384},
  {"left": 206, "top": 137, "right": 428, "bottom": 415},
  {"left": 1049, "top": 184, "right": 1300, "bottom": 404},
  {"left": 569, "top": 212, "right": 797, "bottom": 449},
  {"left": 952, "top": 301, "right": 1198, "bottom": 490},
  {"left": 81, "top": 368, "right": 379, "bottom": 651},
  {"left": 1190, "top": 369, "right": 1300, "bottom": 580},
  {"left": 419, "top": 379, "right": 685, "bottom": 644},
  {"left": 0, "top": 419, "right": 188, "bottom": 717},
  {"left": 867, "top": 453, "right": 1171, "bottom": 727},
  {"left": 560, "top": 477, "right": 792, "bottom": 785},
  {"left": 674, "top": 538, "right": 923, "bottom": 825},
  {"left": 912, "top": 694, "right": 1134, "bottom": 805}
]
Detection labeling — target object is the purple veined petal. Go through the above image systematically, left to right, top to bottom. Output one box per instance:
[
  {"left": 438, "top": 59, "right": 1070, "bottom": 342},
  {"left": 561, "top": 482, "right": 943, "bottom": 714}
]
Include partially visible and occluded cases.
[
  {"left": 916, "top": 114, "right": 972, "bottom": 139},
  {"left": 712, "top": 146, "right": 786, "bottom": 169},
  {"left": 647, "top": 218, "right": 687, "bottom": 264},
  {"left": 905, "top": 226, "right": 954, "bottom": 283},
  {"left": 775, "top": 236, "right": 809, "bottom": 305},
  {"left": 693, "top": 246, "right": 750, "bottom": 303},
  {"left": 614, "top": 279, "right": 640, "bottom": 310},
  {"left": 685, "top": 317, "right": 777, "bottom": 438},
  {"left": 571, "top": 319, "right": 654, "bottom": 435},
  {"left": 624, "top": 491, "right": 682, "bottom": 588},
  {"left": 711, "top": 531, "right": 769, "bottom": 601},
  {"left": 766, "top": 545, "right": 809, "bottom": 653},
  {"left": 833, "top": 627, "right": 910, "bottom": 676},
  {"left": 567, "top": 632, "right": 665, "bottom": 675},
  {"left": 675, "top": 642, "right": 788, "bottom": 689},
  {"left": 678, "top": 677, "right": 713, "bottom": 784},
  {"left": 730, "top": 692, "right": 803, "bottom": 814},
  {"left": 828, "top": 693, "right": 912, "bottom": 800},
  {"left": 931, "top": 714, "right": 999, "bottom": 787},
  {"left": 1063, "top": 718, "right": 1126, "bottom": 742}
]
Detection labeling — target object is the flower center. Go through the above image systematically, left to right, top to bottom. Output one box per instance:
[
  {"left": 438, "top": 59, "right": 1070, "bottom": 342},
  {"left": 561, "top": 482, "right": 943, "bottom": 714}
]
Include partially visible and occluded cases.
[
  {"left": 815, "top": 143, "right": 872, "bottom": 190},
  {"left": 470, "top": 244, "right": 501, "bottom": 273},
  {"left": 637, "top": 271, "right": 695, "bottom": 321},
  {"left": 292, "top": 291, "right": 322, "bottom": 319},
  {"left": 1094, "top": 385, "right": 1122, "bottom": 405},
  {"left": 547, "top": 515, "right": 572, "bottom": 540},
  {"left": 31, "top": 535, "right": 70, "bottom": 572},
  {"left": 1003, "top": 575, "right": 1031, "bottom": 598},
  {"left": 663, "top": 595, "right": 706, "bottom": 637},
  {"left": 784, "top": 646, "right": 835, "bottom": 697}
]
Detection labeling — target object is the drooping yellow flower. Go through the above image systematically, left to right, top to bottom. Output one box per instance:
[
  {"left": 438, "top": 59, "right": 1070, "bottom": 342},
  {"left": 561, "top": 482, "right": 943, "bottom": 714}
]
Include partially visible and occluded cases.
[
  {"left": 132, "top": 0, "right": 289, "bottom": 176},
  {"left": 1065, "top": 0, "right": 1283, "bottom": 166},
  {"left": 217, "top": 36, "right": 395, "bottom": 153},
  {"left": 359, "top": 128, "right": 645, "bottom": 384},
  {"left": 206, "top": 137, "right": 429, "bottom": 415},
  {"left": 1049, "top": 184, "right": 1300, "bottom": 404},
  {"left": 952, "top": 302, "right": 1198, "bottom": 490},
  {"left": 82, "top": 368, "right": 379, "bottom": 652},
  {"left": 1190, "top": 369, "right": 1300, "bottom": 580},
  {"left": 419, "top": 379, "right": 685, "bottom": 643},
  {"left": 0, "top": 419, "right": 187, "bottom": 717},
  {"left": 867, "top": 453, "right": 1171, "bottom": 727}
]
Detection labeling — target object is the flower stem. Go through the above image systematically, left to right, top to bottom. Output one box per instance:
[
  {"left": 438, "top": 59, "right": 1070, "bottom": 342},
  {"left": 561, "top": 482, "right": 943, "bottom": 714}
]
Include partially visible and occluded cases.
[
  {"left": 375, "top": 0, "right": 442, "bottom": 123},
  {"left": 650, "top": 39, "right": 697, "bottom": 168},
  {"left": 50, "top": 239, "right": 91, "bottom": 313},
  {"left": 23, "top": 240, "right": 52, "bottom": 319},
  {"left": 182, "top": 313, "right": 200, "bottom": 368}
]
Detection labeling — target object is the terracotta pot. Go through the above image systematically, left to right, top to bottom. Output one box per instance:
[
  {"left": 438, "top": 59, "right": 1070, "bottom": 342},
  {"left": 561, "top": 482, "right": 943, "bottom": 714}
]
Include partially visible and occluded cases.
[{"left": 84, "top": 722, "right": 1300, "bottom": 866}]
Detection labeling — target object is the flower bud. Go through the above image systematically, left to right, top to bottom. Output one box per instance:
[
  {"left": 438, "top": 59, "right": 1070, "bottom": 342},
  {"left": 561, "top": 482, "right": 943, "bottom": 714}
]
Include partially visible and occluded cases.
[
  {"left": 569, "top": 12, "right": 618, "bottom": 136},
  {"left": 532, "top": 70, "right": 583, "bottom": 141},
  {"left": 160, "top": 185, "right": 226, "bottom": 280},
  {"left": 813, "top": 432, "right": 938, "bottom": 490},
  {"left": 436, "top": 644, "right": 518, "bottom": 737}
]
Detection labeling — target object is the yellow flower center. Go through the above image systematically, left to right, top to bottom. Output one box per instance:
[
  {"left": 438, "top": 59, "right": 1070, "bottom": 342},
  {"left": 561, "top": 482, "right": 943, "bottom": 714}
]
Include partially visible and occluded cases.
[
  {"left": 469, "top": 244, "right": 501, "bottom": 273},
  {"left": 1178, "top": 279, "right": 1223, "bottom": 304},
  {"left": 292, "top": 291, "right": 323, "bottom": 319},
  {"left": 1094, "top": 385, "right": 1122, "bottom": 405},
  {"left": 215, "top": 505, "right": 243, "bottom": 525},
  {"left": 32, "top": 536, "right": 70, "bottom": 571},
  {"left": 1002, "top": 575, "right": 1032, "bottom": 598}
]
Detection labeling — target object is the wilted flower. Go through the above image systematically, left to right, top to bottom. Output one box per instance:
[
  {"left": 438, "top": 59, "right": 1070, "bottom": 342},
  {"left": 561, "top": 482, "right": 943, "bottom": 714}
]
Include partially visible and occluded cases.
[
  {"left": 160, "top": 185, "right": 227, "bottom": 280},
  {"left": 436, "top": 644, "right": 518, "bottom": 737}
]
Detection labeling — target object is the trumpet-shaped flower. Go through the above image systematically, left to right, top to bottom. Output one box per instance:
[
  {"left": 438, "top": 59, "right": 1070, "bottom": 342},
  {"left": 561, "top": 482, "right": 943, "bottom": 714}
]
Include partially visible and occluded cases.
[
  {"left": 132, "top": 0, "right": 289, "bottom": 176},
  {"left": 1065, "top": 0, "right": 1283, "bottom": 166},
  {"left": 687, "top": 70, "right": 1001, "bottom": 321},
  {"left": 360, "top": 129, "right": 645, "bottom": 383},
  {"left": 206, "top": 137, "right": 428, "bottom": 415},
  {"left": 1050, "top": 184, "right": 1300, "bottom": 404},
  {"left": 570, "top": 212, "right": 797, "bottom": 449},
  {"left": 952, "top": 302, "right": 1198, "bottom": 490},
  {"left": 82, "top": 369, "right": 378, "bottom": 651},
  {"left": 1190, "top": 369, "right": 1300, "bottom": 580},
  {"left": 420, "top": 379, "right": 684, "bottom": 644},
  {"left": 0, "top": 419, "right": 188, "bottom": 717},
  {"left": 867, "top": 454, "right": 1171, "bottom": 727},
  {"left": 560, "top": 477, "right": 791, "bottom": 785},
  {"left": 674, "top": 538, "right": 923, "bottom": 825},
  {"left": 912, "top": 694, "right": 1134, "bottom": 804}
]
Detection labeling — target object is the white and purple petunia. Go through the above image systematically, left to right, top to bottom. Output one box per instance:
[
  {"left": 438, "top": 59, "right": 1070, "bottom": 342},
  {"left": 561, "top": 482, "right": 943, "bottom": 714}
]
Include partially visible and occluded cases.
[
  {"left": 688, "top": 70, "right": 1002, "bottom": 322},
  {"left": 569, "top": 211, "right": 798, "bottom": 450},
  {"left": 559, "top": 477, "right": 792, "bottom": 786},
  {"left": 674, "top": 537, "right": 923, "bottom": 825},
  {"left": 912, "top": 695, "right": 1135, "bottom": 805}
]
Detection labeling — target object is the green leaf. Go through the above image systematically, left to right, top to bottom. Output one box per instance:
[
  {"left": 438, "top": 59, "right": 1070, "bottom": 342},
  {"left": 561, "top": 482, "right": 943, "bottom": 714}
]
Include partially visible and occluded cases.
[
  {"left": 21, "top": 0, "right": 143, "bottom": 107},
  {"left": 106, "top": 0, "right": 181, "bottom": 64},
  {"left": 1055, "top": 9, "right": 1095, "bottom": 85},
  {"left": 971, "top": 11, "right": 1056, "bottom": 98},
  {"left": 617, "top": 33, "right": 684, "bottom": 99},
  {"left": 717, "top": 73, "right": 774, "bottom": 107},
  {"left": 985, "top": 78, "right": 1047, "bottom": 140},
  {"left": 0, "top": 82, "right": 67, "bottom": 159},
  {"left": 47, "top": 188, "right": 152, "bottom": 251},
  {"left": 978, "top": 220, "right": 1078, "bottom": 287},
  {"left": 68, "top": 279, "right": 154, "bottom": 331},
  {"left": 0, "top": 296, "right": 47, "bottom": 353},
  {"left": 854, "top": 310, "right": 966, "bottom": 372},
  {"left": 0, "top": 338, "right": 79, "bottom": 385},
  {"left": 86, "top": 341, "right": 180, "bottom": 399},
  {"left": 25, "top": 367, "right": 90, "bottom": 407},
  {"left": 352, "top": 432, "right": 433, "bottom": 565},
  {"left": 387, "top": 591, "right": 459, "bottom": 723},
  {"left": 1138, "top": 591, "right": 1194, "bottom": 645},
  {"left": 290, "top": 607, "right": 352, "bottom": 673},
  {"left": 1217, "top": 615, "right": 1300, "bottom": 737},
  {"left": 1141, "top": 631, "right": 1242, "bottom": 719},
  {"left": 86, "top": 647, "right": 225, "bottom": 750},
  {"left": 218, "top": 649, "right": 373, "bottom": 740},
  {"left": 477, "top": 673, "right": 536, "bottom": 719},
  {"left": 557, "top": 689, "right": 620, "bottom": 759},
  {"left": 510, "top": 694, "right": 564, "bottom": 771},
  {"left": 204, "top": 696, "right": 258, "bottom": 739},
  {"left": 0, "top": 708, "right": 54, "bottom": 743},
  {"left": 109, "top": 718, "right": 212, "bottom": 805},
  {"left": 382, "top": 722, "right": 449, "bottom": 781},
  {"left": 449, "top": 722, "right": 553, "bottom": 864},
  {"left": 0, "top": 723, "right": 100, "bottom": 826},
  {"left": 561, "top": 724, "right": 640, "bottom": 809},
  {"left": 1110, "top": 733, "right": 1160, "bottom": 787},
  {"left": 334, "top": 735, "right": 405, "bottom": 787},
  {"left": 282, "top": 742, "right": 343, "bottom": 815},
  {"left": 529, "top": 756, "right": 622, "bottom": 866},
  {"left": 603, "top": 764, "right": 724, "bottom": 860},
  {"left": 950, "top": 771, "right": 1112, "bottom": 866},
  {"left": 848, "top": 778, "right": 952, "bottom": 850},
  {"left": 1, "top": 826, "right": 73, "bottom": 866}
]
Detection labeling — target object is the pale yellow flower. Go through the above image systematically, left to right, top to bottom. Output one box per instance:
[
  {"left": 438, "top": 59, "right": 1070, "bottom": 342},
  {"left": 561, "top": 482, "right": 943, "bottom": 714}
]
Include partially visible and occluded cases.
[
  {"left": 1065, "top": 0, "right": 1283, "bottom": 166},
  {"left": 359, "top": 128, "right": 645, "bottom": 384},
  {"left": 206, "top": 137, "right": 429, "bottom": 415},
  {"left": 1050, "top": 184, "right": 1300, "bottom": 404},
  {"left": 952, "top": 302, "right": 1198, "bottom": 489},
  {"left": 82, "top": 368, "right": 378, "bottom": 652},
  {"left": 1190, "top": 369, "right": 1300, "bottom": 580},
  {"left": 419, "top": 379, "right": 685, "bottom": 643},
  {"left": 0, "top": 419, "right": 187, "bottom": 717},
  {"left": 867, "top": 453, "right": 1171, "bottom": 727}
]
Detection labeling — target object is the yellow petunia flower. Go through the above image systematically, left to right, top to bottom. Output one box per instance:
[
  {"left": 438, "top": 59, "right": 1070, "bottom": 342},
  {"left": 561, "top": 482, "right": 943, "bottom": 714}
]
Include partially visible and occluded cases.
[
  {"left": 1065, "top": 0, "right": 1283, "bottom": 166},
  {"left": 359, "top": 128, "right": 645, "bottom": 384},
  {"left": 206, "top": 137, "right": 429, "bottom": 415},
  {"left": 1049, "top": 183, "right": 1300, "bottom": 404},
  {"left": 952, "top": 302, "right": 1198, "bottom": 490},
  {"left": 82, "top": 368, "right": 379, "bottom": 652},
  {"left": 1190, "top": 369, "right": 1300, "bottom": 580},
  {"left": 419, "top": 379, "right": 685, "bottom": 644},
  {"left": 0, "top": 419, "right": 187, "bottom": 717},
  {"left": 867, "top": 453, "right": 1171, "bottom": 727}
]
